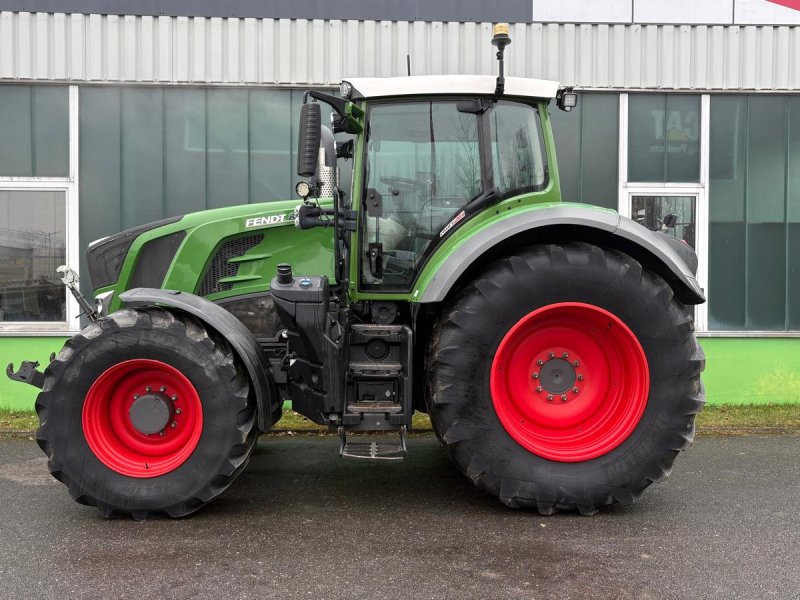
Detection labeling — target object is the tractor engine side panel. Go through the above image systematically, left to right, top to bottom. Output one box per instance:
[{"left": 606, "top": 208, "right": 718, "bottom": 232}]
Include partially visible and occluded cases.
[{"left": 96, "top": 200, "right": 336, "bottom": 314}]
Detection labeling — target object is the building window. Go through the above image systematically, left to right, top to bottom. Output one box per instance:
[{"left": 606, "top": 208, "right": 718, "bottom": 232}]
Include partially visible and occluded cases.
[
  {"left": 0, "top": 84, "right": 74, "bottom": 332},
  {"left": 0, "top": 85, "right": 69, "bottom": 177},
  {"left": 550, "top": 93, "right": 618, "bottom": 210},
  {"left": 619, "top": 93, "right": 708, "bottom": 331},
  {"left": 628, "top": 94, "right": 700, "bottom": 183},
  {"left": 708, "top": 95, "right": 800, "bottom": 331},
  {"left": 0, "top": 190, "right": 66, "bottom": 322}
]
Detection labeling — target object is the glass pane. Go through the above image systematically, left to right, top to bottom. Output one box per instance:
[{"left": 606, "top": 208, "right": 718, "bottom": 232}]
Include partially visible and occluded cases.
[
  {"left": 0, "top": 85, "right": 69, "bottom": 178},
  {"left": 0, "top": 86, "right": 33, "bottom": 176},
  {"left": 32, "top": 86, "right": 69, "bottom": 177},
  {"left": 79, "top": 87, "right": 122, "bottom": 301},
  {"left": 121, "top": 88, "right": 165, "bottom": 228},
  {"left": 164, "top": 88, "right": 207, "bottom": 215},
  {"left": 206, "top": 89, "right": 249, "bottom": 208},
  {"left": 249, "top": 90, "right": 292, "bottom": 202},
  {"left": 550, "top": 93, "right": 619, "bottom": 210},
  {"left": 579, "top": 94, "right": 619, "bottom": 209},
  {"left": 629, "top": 94, "right": 700, "bottom": 183},
  {"left": 709, "top": 94, "right": 795, "bottom": 331},
  {"left": 628, "top": 95, "right": 665, "bottom": 182},
  {"left": 665, "top": 95, "right": 700, "bottom": 182},
  {"left": 708, "top": 96, "right": 747, "bottom": 330},
  {"left": 746, "top": 96, "right": 786, "bottom": 330},
  {"left": 788, "top": 97, "right": 800, "bottom": 329},
  {"left": 363, "top": 101, "right": 481, "bottom": 288},
  {"left": 489, "top": 101, "right": 547, "bottom": 197},
  {"left": 0, "top": 190, "right": 66, "bottom": 322},
  {"left": 631, "top": 195, "right": 696, "bottom": 249}
]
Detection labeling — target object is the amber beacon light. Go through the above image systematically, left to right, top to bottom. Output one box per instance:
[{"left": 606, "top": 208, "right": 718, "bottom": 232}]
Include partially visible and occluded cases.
[{"left": 492, "top": 23, "right": 512, "bottom": 95}]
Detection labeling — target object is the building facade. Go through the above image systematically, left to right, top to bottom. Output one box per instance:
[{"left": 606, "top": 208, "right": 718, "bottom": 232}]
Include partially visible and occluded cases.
[{"left": 1, "top": 0, "right": 799, "bottom": 408}]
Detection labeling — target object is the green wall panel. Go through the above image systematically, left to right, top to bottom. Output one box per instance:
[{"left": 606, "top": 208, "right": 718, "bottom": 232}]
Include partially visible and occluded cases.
[
  {"left": 1, "top": 336, "right": 799, "bottom": 411},
  {"left": 0, "top": 337, "right": 68, "bottom": 410},
  {"left": 699, "top": 338, "right": 800, "bottom": 405}
]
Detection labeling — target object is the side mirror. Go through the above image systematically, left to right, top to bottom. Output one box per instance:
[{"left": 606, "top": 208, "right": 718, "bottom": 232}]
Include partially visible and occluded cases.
[
  {"left": 297, "top": 102, "right": 321, "bottom": 177},
  {"left": 663, "top": 214, "right": 678, "bottom": 228}
]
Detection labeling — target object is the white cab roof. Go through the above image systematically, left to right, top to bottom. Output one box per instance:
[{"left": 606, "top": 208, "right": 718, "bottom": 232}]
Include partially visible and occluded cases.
[{"left": 345, "top": 75, "right": 559, "bottom": 100}]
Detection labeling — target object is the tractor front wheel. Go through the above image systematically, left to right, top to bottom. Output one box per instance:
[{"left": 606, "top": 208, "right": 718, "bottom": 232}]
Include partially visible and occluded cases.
[
  {"left": 426, "top": 243, "right": 705, "bottom": 515},
  {"left": 36, "top": 307, "right": 258, "bottom": 519}
]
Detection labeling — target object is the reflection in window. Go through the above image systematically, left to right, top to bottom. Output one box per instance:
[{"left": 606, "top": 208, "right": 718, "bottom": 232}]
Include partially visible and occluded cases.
[
  {"left": 628, "top": 94, "right": 700, "bottom": 183},
  {"left": 489, "top": 101, "right": 547, "bottom": 198},
  {"left": 0, "top": 190, "right": 66, "bottom": 322},
  {"left": 631, "top": 195, "right": 696, "bottom": 249}
]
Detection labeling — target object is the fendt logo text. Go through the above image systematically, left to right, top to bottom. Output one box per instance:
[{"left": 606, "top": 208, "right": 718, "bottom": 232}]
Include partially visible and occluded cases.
[{"left": 245, "top": 214, "right": 286, "bottom": 228}]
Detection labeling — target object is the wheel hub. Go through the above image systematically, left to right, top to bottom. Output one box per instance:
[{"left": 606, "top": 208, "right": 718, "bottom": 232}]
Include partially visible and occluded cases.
[
  {"left": 532, "top": 352, "right": 584, "bottom": 402},
  {"left": 536, "top": 358, "right": 575, "bottom": 394},
  {"left": 129, "top": 392, "right": 174, "bottom": 435}
]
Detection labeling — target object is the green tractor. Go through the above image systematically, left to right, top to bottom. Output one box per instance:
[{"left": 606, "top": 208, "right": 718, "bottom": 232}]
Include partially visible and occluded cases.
[{"left": 8, "top": 25, "right": 704, "bottom": 518}]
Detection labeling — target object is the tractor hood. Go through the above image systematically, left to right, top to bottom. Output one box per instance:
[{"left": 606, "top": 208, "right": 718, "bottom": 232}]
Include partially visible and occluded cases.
[{"left": 87, "top": 200, "right": 336, "bottom": 314}]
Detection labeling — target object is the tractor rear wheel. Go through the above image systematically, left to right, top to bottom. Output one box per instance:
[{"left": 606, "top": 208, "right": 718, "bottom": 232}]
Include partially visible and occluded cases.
[
  {"left": 426, "top": 243, "right": 705, "bottom": 515},
  {"left": 35, "top": 307, "right": 258, "bottom": 519}
]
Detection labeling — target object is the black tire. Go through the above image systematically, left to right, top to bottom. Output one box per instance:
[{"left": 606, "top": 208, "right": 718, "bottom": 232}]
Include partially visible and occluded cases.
[
  {"left": 426, "top": 243, "right": 705, "bottom": 515},
  {"left": 35, "top": 307, "right": 258, "bottom": 519}
]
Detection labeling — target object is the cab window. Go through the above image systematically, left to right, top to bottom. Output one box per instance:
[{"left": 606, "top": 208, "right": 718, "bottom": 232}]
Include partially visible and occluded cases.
[
  {"left": 362, "top": 101, "right": 481, "bottom": 289},
  {"left": 488, "top": 101, "right": 548, "bottom": 198}
]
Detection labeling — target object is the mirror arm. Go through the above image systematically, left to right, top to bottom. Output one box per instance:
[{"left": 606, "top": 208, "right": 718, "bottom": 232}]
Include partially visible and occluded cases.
[
  {"left": 304, "top": 90, "right": 364, "bottom": 134},
  {"left": 304, "top": 90, "right": 364, "bottom": 118}
]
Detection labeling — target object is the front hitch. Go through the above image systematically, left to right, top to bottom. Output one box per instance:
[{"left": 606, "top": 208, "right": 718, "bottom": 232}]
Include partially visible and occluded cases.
[{"left": 6, "top": 360, "right": 46, "bottom": 389}]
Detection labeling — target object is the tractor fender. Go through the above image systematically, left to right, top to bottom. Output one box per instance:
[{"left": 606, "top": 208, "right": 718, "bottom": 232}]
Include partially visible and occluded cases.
[
  {"left": 417, "top": 205, "right": 705, "bottom": 305},
  {"left": 119, "top": 288, "right": 279, "bottom": 432}
]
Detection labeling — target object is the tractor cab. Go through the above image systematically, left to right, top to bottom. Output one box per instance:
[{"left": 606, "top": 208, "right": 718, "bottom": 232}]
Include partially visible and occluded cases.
[
  {"left": 291, "top": 26, "right": 577, "bottom": 297},
  {"left": 357, "top": 92, "right": 549, "bottom": 290}
]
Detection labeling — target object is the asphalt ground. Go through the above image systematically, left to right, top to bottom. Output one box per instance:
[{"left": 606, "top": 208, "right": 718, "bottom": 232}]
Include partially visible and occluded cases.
[{"left": 0, "top": 434, "right": 798, "bottom": 600}]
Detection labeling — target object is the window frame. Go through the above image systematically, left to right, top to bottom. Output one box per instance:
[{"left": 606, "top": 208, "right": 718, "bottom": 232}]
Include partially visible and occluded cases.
[
  {"left": 0, "top": 85, "right": 80, "bottom": 336},
  {"left": 619, "top": 92, "right": 710, "bottom": 333}
]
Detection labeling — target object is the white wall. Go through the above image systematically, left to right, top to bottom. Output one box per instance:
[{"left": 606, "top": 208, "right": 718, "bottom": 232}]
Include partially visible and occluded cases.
[{"left": 532, "top": 0, "right": 800, "bottom": 25}]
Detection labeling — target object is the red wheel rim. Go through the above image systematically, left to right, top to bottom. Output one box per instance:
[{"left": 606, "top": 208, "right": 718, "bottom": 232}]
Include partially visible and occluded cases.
[
  {"left": 490, "top": 302, "right": 649, "bottom": 462},
  {"left": 82, "top": 359, "right": 203, "bottom": 478}
]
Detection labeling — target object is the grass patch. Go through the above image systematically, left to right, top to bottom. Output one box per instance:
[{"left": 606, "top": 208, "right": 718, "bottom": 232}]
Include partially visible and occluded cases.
[
  {"left": 695, "top": 404, "right": 800, "bottom": 432},
  {"left": 2, "top": 405, "right": 799, "bottom": 435},
  {"left": 0, "top": 410, "right": 39, "bottom": 434},
  {"left": 273, "top": 410, "right": 433, "bottom": 432}
]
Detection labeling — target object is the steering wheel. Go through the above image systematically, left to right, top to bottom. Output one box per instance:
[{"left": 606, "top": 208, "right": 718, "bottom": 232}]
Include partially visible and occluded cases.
[{"left": 379, "top": 176, "right": 419, "bottom": 193}]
